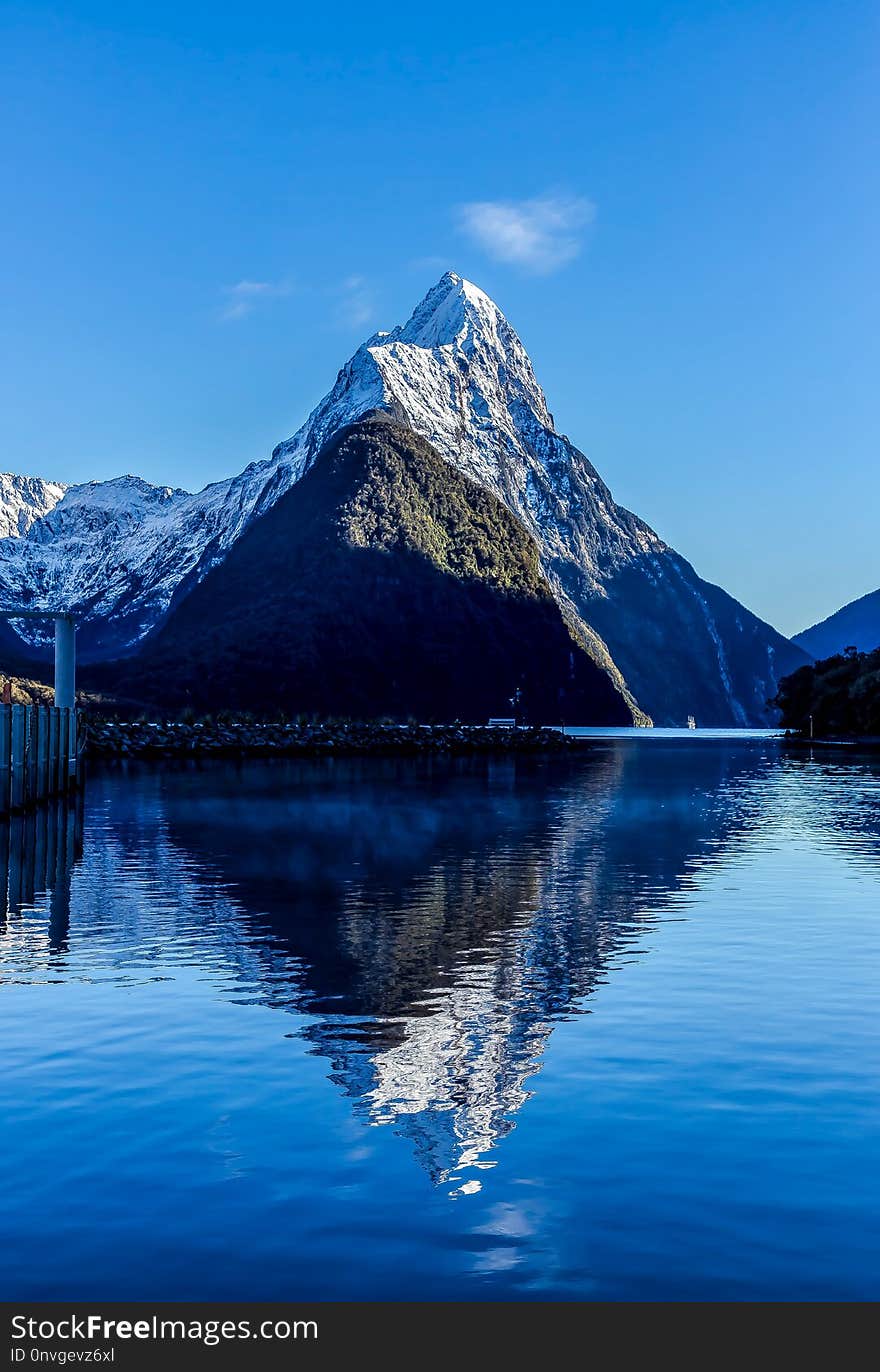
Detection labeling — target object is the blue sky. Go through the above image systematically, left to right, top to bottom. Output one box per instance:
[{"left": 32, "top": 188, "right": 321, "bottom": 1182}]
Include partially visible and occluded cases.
[{"left": 2, "top": 1, "right": 877, "bottom": 635}]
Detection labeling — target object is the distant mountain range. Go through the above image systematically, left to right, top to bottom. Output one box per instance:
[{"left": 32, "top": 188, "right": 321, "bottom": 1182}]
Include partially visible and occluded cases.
[
  {"left": 0, "top": 272, "right": 810, "bottom": 724},
  {"left": 794, "top": 587, "right": 880, "bottom": 660}
]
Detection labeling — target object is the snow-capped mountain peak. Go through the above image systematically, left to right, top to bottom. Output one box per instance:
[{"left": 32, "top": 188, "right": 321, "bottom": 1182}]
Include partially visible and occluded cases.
[
  {"left": 383, "top": 269, "right": 554, "bottom": 441},
  {"left": 0, "top": 271, "right": 807, "bottom": 725},
  {"left": 273, "top": 271, "right": 657, "bottom": 607},
  {"left": 274, "top": 271, "right": 559, "bottom": 498},
  {"left": 394, "top": 271, "right": 508, "bottom": 347},
  {"left": 0, "top": 272, "right": 663, "bottom": 667}
]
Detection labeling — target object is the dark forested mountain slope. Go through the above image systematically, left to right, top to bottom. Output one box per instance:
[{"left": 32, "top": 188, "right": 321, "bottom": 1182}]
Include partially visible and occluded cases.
[{"left": 99, "top": 416, "right": 634, "bottom": 724}]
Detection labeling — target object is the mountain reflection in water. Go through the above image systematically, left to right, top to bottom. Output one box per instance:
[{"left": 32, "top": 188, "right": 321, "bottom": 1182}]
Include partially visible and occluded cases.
[
  {"left": 1, "top": 741, "right": 879, "bottom": 1300},
  {"left": 3, "top": 745, "right": 774, "bottom": 1188}
]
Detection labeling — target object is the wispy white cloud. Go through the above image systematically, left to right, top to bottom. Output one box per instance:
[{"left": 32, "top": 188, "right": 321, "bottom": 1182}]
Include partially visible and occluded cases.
[
  {"left": 457, "top": 193, "right": 595, "bottom": 274},
  {"left": 220, "top": 273, "right": 378, "bottom": 331},
  {"left": 334, "top": 275, "right": 376, "bottom": 330},
  {"left": 220, "top": 278, "right": 293, "bottom": 321}
]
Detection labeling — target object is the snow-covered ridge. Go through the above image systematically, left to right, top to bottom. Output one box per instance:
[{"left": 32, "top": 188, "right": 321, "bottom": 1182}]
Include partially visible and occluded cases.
[
  {"left": 272, "top": 270, "right": 561, "bottom": 483},
  {"left": 0, "top": 271, "right": 799, "bottom": 725},
  {"left": 0, "top": 272, "right": 656, "bottom": 660},
  {"left": 274, "top": 272, "right": 662, "bottom": 583},
  {"left": 0, "top": 460, "right": 306, "bottom": 656},
  {"left": 0, "top": 473, "right": 68, "bottom": 540}
]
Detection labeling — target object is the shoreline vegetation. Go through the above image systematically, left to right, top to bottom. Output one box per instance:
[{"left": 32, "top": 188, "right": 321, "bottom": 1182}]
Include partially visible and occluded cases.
[{"left": 773, "top": 645, "right": 880, "bottom": 744}]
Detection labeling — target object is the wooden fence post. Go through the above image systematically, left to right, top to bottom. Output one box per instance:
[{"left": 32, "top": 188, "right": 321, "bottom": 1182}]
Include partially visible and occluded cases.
[
  {"left": 0, "top": 704, "right": 10, "bottom": 814},
  {"left": 11, "top": 705, "right": 26, "bottom": 811},
  {"left": 37, "top": 705, "right": 49, "bottom": 800},
  {"left": 27, "top": 706, "right": 40, "bottom": 802},
  {"left": 49, "top": 708, "right": 60, "bottom": 796},
  {"left": 63, "top": 710, "right": 71, "bottom": 789}
]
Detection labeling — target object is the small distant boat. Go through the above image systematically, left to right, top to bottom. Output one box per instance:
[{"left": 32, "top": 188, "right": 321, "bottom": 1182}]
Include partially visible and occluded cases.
[{"left": 687, "top": 715, "right": 697, "bottom": 730}]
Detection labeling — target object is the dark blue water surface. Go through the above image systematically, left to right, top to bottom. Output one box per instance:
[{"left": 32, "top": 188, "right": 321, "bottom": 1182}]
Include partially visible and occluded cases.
[{"left": 1, "top": 739, "right": 878, "bottom": 1300}]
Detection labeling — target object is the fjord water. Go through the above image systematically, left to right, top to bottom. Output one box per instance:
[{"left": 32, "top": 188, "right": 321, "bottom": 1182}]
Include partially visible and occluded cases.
[{"left": 1, "top": 741, "right": 878, "bottom": 1300}]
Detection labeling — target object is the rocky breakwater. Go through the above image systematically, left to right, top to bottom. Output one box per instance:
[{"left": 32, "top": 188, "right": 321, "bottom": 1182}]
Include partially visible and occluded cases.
[{"left": 83, "top": 718, "right": 588, "bottom": 758}]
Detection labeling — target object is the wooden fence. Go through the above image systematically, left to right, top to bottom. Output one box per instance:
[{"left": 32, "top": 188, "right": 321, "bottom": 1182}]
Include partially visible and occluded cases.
[{"left": 0, "top": 705, "right": 81, "bottom": 814}]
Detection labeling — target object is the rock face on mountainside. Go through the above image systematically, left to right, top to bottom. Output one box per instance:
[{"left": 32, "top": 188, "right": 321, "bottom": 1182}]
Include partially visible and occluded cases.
[
  {"left": 0, "top": 270, "right": 807, "bottom": 721},
  {"left": 98, "top": 416, "right": 635, "bottom": 724},
  {"left": 0, "top": 474, "right": 67, "bottom": 539},
  {"left": 794, "top": 588, "right": 880, "bottom": 660}
]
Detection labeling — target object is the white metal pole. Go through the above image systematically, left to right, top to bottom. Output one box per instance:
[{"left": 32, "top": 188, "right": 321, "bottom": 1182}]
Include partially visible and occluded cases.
[{"left": 54, "top": 616, "right": 76, "bottom": 710}]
